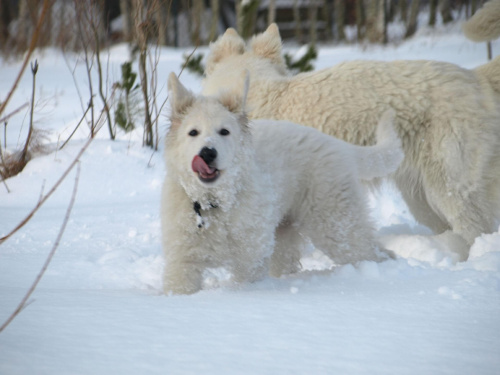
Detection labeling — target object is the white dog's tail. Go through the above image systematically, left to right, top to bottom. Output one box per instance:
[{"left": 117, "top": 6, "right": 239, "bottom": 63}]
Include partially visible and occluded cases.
[
  {"left": 462, "top": 0, "right": 500, "bottom": 42},
  {"left": 355, "top": 110, "right": 404, "bottom": 181}
]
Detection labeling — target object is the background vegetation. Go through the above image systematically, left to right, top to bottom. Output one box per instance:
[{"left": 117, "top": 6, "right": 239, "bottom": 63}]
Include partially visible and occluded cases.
[{"left": 0, "top": 0, "right": 485, "bottom": 52}]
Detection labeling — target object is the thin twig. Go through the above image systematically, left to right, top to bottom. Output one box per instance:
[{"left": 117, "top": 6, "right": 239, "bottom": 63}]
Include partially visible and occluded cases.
[
  {"left": 75, "top": 0, "right": 96, "bottom": 139},
  {"left": 89, "top": 5, "right": 114, "bottom": 140},
  {"left": 148, "top": 42, "right": 161, "bottom": 150},
  {"left": 178, "top": 45, "right": 199, "bottom": 77},
  {"left": 62, "top": 53, "right": 86, "bottom": 114},
  {"left": 21, "top": 60, "right": 39, "bottom": 163},
  {"left": 58, "top": 101, "right": 92, "bottom": 150},
  {"left": 0, "top": 103, "right": 30, "bottom": 124},
  {"left": 0, "top": 138, "right": 90, "bottom": 245},
  {"left": 0, "top": 163, "right": 81, "bottom": 333},
  {"left": 37, "top": 180, "right": 46, "bottom": 204}
]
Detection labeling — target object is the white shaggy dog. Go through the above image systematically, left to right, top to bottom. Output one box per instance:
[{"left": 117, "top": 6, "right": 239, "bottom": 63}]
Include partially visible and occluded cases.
[
  {"left": 463, "top": 0, "right": 500, "bottom": 42},
  {"left": 202, "top": 24, "right": 500, "bottom": 248},
  {"left": 161, "top": 73, "right": 403, "bottom": 295}
]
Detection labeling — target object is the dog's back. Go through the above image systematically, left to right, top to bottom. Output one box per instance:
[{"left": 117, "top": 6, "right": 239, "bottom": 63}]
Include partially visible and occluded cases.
[
  {"left": 251, "top": 111, "right": 402, "bottom": 186},
  {"left": 250, "top": 113, "right": 403, "bottom": 224}
]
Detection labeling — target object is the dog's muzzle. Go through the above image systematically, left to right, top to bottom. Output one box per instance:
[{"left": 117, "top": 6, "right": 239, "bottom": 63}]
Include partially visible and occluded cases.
[{"left": 192, "top": 147, "right": 220, "bottom": 183}]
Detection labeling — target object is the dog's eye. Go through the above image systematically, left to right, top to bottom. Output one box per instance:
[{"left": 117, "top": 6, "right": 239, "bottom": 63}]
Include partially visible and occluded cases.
[
  {"left": 188, "top": 129, "right": 199, "bottom": 137},
  {"left": 219, "top": 129, "right": 230, "bottom": 136}
]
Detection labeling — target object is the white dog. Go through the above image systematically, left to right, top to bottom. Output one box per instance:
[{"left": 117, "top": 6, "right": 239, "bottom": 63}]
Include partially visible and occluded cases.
[
  {"left": 463, "top": 0, "right": 500, "bottom": 42},
  {"left": 202, "top": 24, "right": 500, "bottom": 248},
  {"left": 161, "top": 73, "right": 403, "bottom": 295}
]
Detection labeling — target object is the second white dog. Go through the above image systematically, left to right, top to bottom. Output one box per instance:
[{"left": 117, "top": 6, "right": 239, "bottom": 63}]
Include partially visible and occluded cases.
[
  {"left": 202, "top": 24, "right": 500, "bottom": 247},
  {"left": 161, "top": 73, "right": 403, "bottom": 294}
]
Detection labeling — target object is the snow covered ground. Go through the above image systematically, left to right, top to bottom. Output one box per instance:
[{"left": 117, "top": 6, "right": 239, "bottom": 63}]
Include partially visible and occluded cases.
[{"left": 1, "top": 19, "right": 500, "bottom": 375}]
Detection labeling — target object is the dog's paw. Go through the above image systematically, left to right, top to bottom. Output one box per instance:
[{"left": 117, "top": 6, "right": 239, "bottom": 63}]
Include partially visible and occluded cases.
[
  {"left": 163, "top": 270, "right": 203, "bottom": 295},
  {"left": 163, "top": 282, "right": 201, "bottom": 296}
]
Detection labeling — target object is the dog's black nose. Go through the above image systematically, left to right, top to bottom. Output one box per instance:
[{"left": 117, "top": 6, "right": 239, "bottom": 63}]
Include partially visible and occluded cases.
[{"left": 199, "top": 147, "right": 217, "bottom": 164}]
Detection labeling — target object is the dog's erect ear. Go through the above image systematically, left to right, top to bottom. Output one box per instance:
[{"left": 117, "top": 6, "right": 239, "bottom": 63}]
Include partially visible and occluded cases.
[
  {"left": 250, "top": 23, "right": 283, "bottom": 64},
  {"left": 206, "top": 28, "right": 245, "bottom": 75},
  {"left": 218, "top": 70, "right": 250, "bottom": 114},
  {"left": 168, "top": 72, "right": 195, "bottom": 121},
  {"left": 218, "top": 91, "right": 243, "bottom": 114}
]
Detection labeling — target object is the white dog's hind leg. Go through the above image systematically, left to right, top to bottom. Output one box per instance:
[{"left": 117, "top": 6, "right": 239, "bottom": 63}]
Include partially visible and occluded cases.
[
  {"left": 421, "top": 137, "right": 498, "bottom": 245},
  {"left": 394, "top": 175, "right": 451, "bottom": 234},
  {"left": 299, "top": 178, "right": 382, "bottom": 264},
  {"left": 428, "top": 184, "right": 495, "bottom": 246},
  {"left": 270, "top": 223, "right": 303, "bottom": 278}
]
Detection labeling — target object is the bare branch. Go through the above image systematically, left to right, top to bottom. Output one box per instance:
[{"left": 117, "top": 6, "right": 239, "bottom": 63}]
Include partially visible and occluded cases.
[
  {"left": 21, "top": 60, "right": 39, "bottom": 163},
  {"left": 58, "top": 101, "right": 93, "bottom": 150},
  {"left": 0, "top": 103, "right": 30, "bottom": 124},
  {"left": 0, "top": 138, "right": 90, "bottom": 245},
  {"left": 0, "top": 162, "right": 81, "bottom": 333}
]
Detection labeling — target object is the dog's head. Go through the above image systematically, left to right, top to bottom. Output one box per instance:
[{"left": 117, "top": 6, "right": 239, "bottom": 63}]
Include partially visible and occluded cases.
[
  {"left": 203, "top": 24, "right": 287, "bottom": 96},
  {"left": 166, "top": 73, "right": 252, "bottom": 206}
]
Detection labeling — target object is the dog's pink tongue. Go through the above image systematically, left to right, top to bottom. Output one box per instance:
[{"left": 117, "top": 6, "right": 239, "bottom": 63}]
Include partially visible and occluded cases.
[{"left": 192, "top": 155, "right": 215, "bottom": 175}]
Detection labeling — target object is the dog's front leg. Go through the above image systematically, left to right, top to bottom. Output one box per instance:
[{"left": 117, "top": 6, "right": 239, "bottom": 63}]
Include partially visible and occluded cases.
[
  {"left": 270, "top": 223, "right": 303, "bottom": 277},
  {"left": 229, "top": 236, "right": 273, "bottom": 285},
  {"left": 163, "top": 250, "right": 206, "bottom": 295},
  {"left": 231, "top": 258, "right": 269, "bottom": 285}
]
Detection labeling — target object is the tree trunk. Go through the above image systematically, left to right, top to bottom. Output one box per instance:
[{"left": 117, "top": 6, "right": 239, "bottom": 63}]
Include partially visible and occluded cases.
[
  {"left": 0, "top": 0, "right": 13, "bottom": 48},
  {"left": 17, "top": 0, "right": 30, "bottom": 51},
  {"left": 40, "top": 0, "right": 52, "bottom": 47},
  {"left": 120, "top": 0, "right": 133, "bottom": 43},
  {"left": 133, "top": 0, "right": 154, "bottom": 147},
  {"left": 157, "top": 0, "right": 169, "bottom": 46},
  {"left": 192, "top": 0, "right": 205, "bottom": 45},
  {"left": 210, "top": 0, "right": 220, "bottom": 41},
  {"left": 237, "top": 0, "right": 260, "bottom": 39},
  {"left": 268, "top": 0, "right": 276, "bottom": 25},
  {"left": 293, "top": 0, "right": 303, "bottom": 43},
  {"left": 309, "top": 0, "right": 318, "bottom": 45},
  {"left": 322, "top": 0, "right": 333, "bottom": 40},
  {"left": 334, "top": 0, "right": 346, "bottom": 41},
  {"left": 356, "top": 0, "right": 365, "bottom": 40},
  {"left": 365, "top": 0, "right": 386, "bottom": 44},
  {"left": 387, "top": 0, "right": 395, "bottom": 22},
  {"left": 400, "top": 0, "right": 408, "bottom": 23},
  {"left": 405, "top": 0, "right": 420, "bottom": 38},
  {"left": 429, "top": 0, "right": 437, "bottom": 26},
  {"left": 440, "top": 0, "right": 453, "bottom": 24},
  {"left": 471, "top": 0, "right": 477, "bottom": 15}
]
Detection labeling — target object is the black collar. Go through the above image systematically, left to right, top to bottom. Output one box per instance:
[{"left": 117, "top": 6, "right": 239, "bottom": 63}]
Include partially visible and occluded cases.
[{"left": 193, "top": 201, "right": 218, "bottom": 229}]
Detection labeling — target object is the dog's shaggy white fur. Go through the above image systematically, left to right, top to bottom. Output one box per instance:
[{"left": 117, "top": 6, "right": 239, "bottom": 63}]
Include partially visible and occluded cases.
[
  {"left": 463, "top": 0, "right": 500, "bottom": 42},
  {"left": 202, "top": 24, "right": 500, "bottom": 247},
  {"left": 161, "top": 73, "right": 403, "bottom": 295}
]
